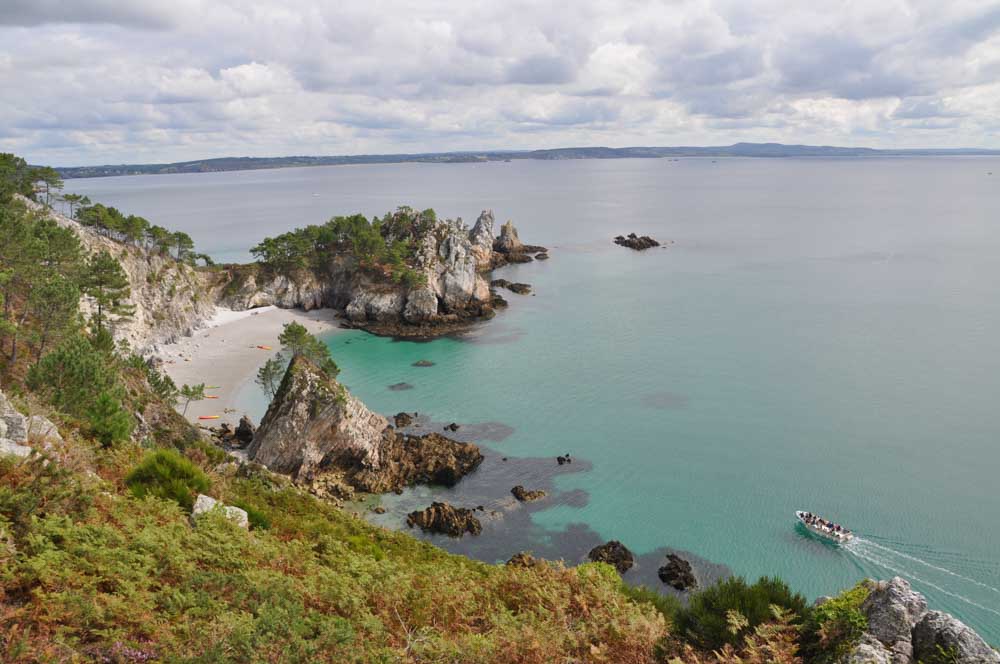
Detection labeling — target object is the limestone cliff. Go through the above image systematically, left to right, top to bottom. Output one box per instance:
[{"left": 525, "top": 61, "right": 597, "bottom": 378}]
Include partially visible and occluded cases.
[
  {"left": 22, "top": 198, "right": 214, "bottom": 352},
  {"left": 217, "top": 209, "right": 533, "bottom": 336},
  {"left": 247, "top": 355, "right": 483, "bottom": 493},
  {"left": 836, "top": 577, "right": 999, "bottom": 664}
]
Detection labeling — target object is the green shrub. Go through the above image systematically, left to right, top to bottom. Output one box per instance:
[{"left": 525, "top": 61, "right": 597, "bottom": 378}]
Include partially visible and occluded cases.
[
  {"left": 27, "top": 333, "right": 119, "bottom": 417},
  {"left": 86, "top": 391, "right": 134, "bottom": 448},
  {"left": 124, "top": 449, "right": 210, "bottom": 511},
  {"left": 231, "top": 500, "right": 271, "bottom": 530},
  {"left": 673, "top": 576, "right": 809, "bottom": 651},
  {"left": 801, "top": 581, "right": 870, "bottom": 662},
  {"left": 620, "top": 583, "right": 683, "bottom": 625}
]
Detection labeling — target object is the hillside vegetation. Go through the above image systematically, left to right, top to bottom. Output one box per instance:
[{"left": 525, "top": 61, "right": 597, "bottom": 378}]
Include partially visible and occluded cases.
[{"left": 0, "top": 152, "right": 959, "bottom": 663}]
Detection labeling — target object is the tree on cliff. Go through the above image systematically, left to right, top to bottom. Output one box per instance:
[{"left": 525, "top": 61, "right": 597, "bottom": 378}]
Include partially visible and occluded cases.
[
  {"left": 0, "top": 153, "right": 36, "bottom": 202},
  {"left": 33, "top": 166, "right": 63, "bottom": 206},
  {"left": 81, "top": 250, "right": 133, "bottom": 332},
  {"left": 278, "top": 321, "right": 339, "bottom": 377},
  {"left": 256, "top": 353, "right": 286, "bottom": 399},
  {"left": 179, "top": 383, "right": 206, "bottom": 416}
]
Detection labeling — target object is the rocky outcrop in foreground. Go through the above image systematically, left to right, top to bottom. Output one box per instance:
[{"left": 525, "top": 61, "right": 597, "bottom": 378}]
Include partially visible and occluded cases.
[
  {"left": 614, "top": 233, "right": 661, "bottom": 250},
  {"left": 247, "top": 356, "right": 483, "bottom": 494},
  {"left": 406, "top": 502, "right": 482, "bottom": 537},
  {"left": 588, "top": 540, "right": 635, "bottom": 574},
  {"left": 658, "top": 553, "right": 697, "bottom": 591},
  {"left": 838, "top": 577, "right": 999, "bottom": 664}
]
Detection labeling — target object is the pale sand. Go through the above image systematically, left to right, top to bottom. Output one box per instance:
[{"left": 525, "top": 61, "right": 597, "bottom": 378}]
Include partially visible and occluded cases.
[{"left": 158, "top": 306, "right": 346, "bottom": 426}]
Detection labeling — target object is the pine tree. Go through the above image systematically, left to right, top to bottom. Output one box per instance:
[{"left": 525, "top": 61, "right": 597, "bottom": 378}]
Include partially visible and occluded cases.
[
  {"left": 81, "top": 250, "right": 133, "bottom": 331},
  {"left": 278, "top": 321, "right": 339, "bottom": 377},
  {"left": 256, "top": 353, "right": 286, "bottom": 399},
  {"left": 179, "top": 383, "right": 205, "bottom": 415},
  {"left": 87, "top": 390, "right": 134, "bottom": 447}
]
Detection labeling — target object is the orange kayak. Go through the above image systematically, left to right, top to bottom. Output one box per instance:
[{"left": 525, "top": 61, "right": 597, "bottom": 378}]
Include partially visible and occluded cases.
[
  {"left": 256, "top": 345, "right": 272, "bottom": 350},
  {"left": 205, "top": 396, "right": 219, "bottom": 399},
  {"left": 198, "top": 415, "right": 220, "bottom": 420}
]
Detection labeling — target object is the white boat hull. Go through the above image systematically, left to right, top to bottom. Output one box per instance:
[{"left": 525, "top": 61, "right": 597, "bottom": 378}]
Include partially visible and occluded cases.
[{"left": 796, "top": 510, "right": 853, "bottom": 543}]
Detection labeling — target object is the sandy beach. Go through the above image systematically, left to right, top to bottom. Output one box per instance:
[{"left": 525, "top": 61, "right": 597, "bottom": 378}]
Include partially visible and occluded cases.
[{"left": 158, "top": 306, "right": 345, "bottom": 426}]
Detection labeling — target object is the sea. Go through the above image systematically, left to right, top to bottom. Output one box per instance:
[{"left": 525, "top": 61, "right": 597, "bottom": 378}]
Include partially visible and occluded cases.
[{"left": 76, "top": 156, "right": 1000, "bottom": 641}]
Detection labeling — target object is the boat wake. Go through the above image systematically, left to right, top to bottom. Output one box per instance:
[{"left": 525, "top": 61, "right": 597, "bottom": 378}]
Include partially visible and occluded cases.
[{"left": 844, "top": 538, "right": 1000, "bottom": 619}]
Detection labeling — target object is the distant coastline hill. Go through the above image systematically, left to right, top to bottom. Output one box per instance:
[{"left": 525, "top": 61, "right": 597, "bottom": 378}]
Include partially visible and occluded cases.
[{"left": 55, "top": 142, "right": 1000, "bottom": 178}]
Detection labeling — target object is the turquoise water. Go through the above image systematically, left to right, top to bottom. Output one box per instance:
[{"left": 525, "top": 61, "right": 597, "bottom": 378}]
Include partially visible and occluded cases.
[{"left": 78, "top": 157, "right": 1000, "bottom": 639}]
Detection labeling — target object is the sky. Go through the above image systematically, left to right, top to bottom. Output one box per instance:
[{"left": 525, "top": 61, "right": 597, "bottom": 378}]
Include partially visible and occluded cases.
[{"left": 2, "top": 0, "right": 1000, "bottom": 166}]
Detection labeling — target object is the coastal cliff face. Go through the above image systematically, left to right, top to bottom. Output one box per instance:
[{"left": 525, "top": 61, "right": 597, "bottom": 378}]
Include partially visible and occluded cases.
[
  {"left": 23, "top": 198, "right": 215, "bottom": 352},
  {"left": 216, "top": 210, "right": 519, "bottom": 336},
  {"left": 247, "top": 355, "right": 483, "bottom": 493},
  {"left": 837, "top": 577, "right": 998, "bottom": 664}
]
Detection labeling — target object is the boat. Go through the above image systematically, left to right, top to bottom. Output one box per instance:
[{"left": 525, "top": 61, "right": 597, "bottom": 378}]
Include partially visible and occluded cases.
[{"left": 795, "top": 510, "right": 854, "bottom": 543}]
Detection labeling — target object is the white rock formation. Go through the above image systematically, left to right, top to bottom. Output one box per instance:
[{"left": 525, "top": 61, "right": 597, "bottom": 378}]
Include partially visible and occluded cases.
[{"left": 191, "top": 494, "right": 249, "bottom": 529}]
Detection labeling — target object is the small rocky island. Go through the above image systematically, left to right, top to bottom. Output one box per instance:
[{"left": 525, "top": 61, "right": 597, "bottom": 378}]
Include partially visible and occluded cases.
[
  {"left": 614, "top": 233, "right": 661, "bottom": 250},
  {"left": 406, "top": 502, "right": 483, "bottom": 537}
]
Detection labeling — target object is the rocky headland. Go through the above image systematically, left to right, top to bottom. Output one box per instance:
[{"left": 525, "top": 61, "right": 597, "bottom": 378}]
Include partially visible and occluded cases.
[
  {"left": 213, "top": 209, "right": 546, "bottom": 338},
  {"left": 246, "top": 354, "right": 483, "bottom": 496}
]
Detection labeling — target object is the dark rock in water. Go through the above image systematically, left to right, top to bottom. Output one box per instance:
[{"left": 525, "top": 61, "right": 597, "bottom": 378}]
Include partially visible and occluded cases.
[
  {"left": 490, "top": 221, "right": 547, "bottom": 267},
  {"left": 614, "top": 233, "right": 661, "bottom": 251},
  {"left": 535, "top": 252, "right": 549, "bottom": 260},
  {"left": 491, "top": 278, "right": 532, "bottom": 295},
  {"left": 491, "top": 292, "right": 509, "bottom": 308},
  {"left": 247, "top": 356, "right": 482, "bottom": 494},
  {"left": 412, "top": 359, "right": 435, "bottom": 367},
  {"left": 388, "top": 382, "right": 413, "bottom": 391},
  {"left": 394, "top": 412, "right": 414, "bottom": 428},
  {"left": 235, "top": 415, "right": 255, "bottom": 445},
  {"left": 444, "top": 422, "right": 460, "bottom": 432},
  {"left": 556, "top": 454, "right": 572, "bottom": 465},
  {"left": 511, "top": 485, "right": 547, "bottom": 502},
  {"left": 406, "top": 502, "right": 482, "bottom": 537},
  {"left": 372, "top": 505, "right": 386, "bottom": 514},
  {"left": 588, "top": 540, "right": 634, "bottom": 574},
  {"left": 507, "top": 551, "right": 545, "bottom": 568},
  {"left": 658, "top": 553, "right": 697, "bottom": 591}
]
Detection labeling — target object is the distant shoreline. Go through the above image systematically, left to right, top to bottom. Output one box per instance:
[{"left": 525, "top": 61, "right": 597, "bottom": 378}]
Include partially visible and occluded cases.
[{"left": 53, "top": 142, "right": 1000, "bottom": 179}]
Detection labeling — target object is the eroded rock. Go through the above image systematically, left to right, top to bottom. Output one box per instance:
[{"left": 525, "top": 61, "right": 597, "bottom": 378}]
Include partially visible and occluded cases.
[
  {"left": 614, "top": 233, "right": 661, "bottom": 250},
  {"left": 248, "top": 356, "right": 482, "bottom": 494},
  {"left": 234, "top": 415, "right": 255, "bottom": 445},
  {"left": 511, "top": 485, "right": 547, "bottom": 502},
  {"left": 191, "top": 494, "right": 249, "bottom": 529},
  {"left": 406, "top": 502, "right": 482, "bottom": 537},
  {"left": 588, "top": 540, "right": 634, "bottom": 574},
  {"left": 658, "top": 553, "right": 697, "bottom": 591},
  {"left": 912, "top": 611, "right": 1000, "bottom": 664}
]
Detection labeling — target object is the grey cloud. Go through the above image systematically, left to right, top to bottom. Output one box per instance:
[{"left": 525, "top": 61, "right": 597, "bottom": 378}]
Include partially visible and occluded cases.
[
  {"left": 0, "top": 0, "right": 180, "bottom": 29},
  {"left": 505, "top": 55, "right": 577, "bottom": 85}
]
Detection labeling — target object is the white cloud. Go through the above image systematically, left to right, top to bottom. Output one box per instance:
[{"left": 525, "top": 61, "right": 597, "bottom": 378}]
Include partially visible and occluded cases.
[{"left": 1, "top": 0, "right": 999, "bottom": 165}]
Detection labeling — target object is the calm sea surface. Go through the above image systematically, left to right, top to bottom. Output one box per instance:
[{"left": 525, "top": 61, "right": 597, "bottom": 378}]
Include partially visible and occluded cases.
[{"left": 78, "top": 158, "right": 1000, "bottom": 640}]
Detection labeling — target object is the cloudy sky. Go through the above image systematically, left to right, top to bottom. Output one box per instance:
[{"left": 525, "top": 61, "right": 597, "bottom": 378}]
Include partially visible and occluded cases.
[{"left": 2, "top": 0, "right": 1000, "bottom": 165}]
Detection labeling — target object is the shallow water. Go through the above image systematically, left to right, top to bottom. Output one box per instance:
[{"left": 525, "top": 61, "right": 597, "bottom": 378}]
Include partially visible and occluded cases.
[{"left": 79, "top": 157, "right": 1000, "bottom": 640}]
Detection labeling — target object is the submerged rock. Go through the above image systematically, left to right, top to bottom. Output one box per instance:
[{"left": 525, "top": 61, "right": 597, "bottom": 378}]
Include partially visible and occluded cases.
[
  {"left": 614, "top": 233, "right": 661, "bottom": 250},
  {"left": 248, "top": 356, "right": 482, "bottom": 494},
  {"left": 412, "top": 359, "right": 435, "bottom": 367},
  {"left": 388, "top": 382, "right": 414, "bottom": 391},
  {"left": 394, "top": 412, "right": 415, "bottom": 428},
  {"left": 511, "top": 485, "right": 547, "bottom": 502},
  {"left": 406, "top": 502, "right": 482, "bottom": 537},
  {"left": 588, "top": 540, "right": 634, "bottom": 574},
  {"left": 658, "top": 553, "right": 697, "bottom": 591}
]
